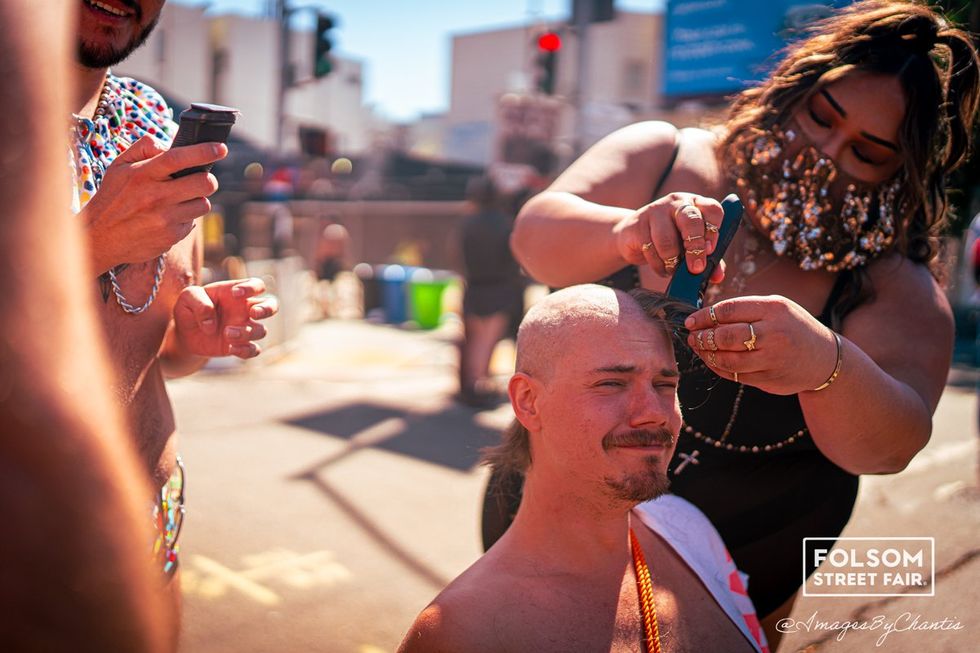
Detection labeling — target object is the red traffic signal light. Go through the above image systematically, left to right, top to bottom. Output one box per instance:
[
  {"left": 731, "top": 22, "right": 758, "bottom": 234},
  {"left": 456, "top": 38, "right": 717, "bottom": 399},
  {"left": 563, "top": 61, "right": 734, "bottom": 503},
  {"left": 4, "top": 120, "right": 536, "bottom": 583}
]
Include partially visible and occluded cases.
[
  {"left": 534, "top": 31, "right": 561, "bottom": 94},
  {"left": 537, "top": 32, "right": 561, "bottom": 52}
]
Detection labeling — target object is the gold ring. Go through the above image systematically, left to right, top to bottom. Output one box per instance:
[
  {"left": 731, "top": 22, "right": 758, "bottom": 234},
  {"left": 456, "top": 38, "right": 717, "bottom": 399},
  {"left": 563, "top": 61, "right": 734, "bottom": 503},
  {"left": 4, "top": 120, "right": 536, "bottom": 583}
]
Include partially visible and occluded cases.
[
  {"left": 672, "top": 203, "right": 696, "bottom": 220},
  {"left": 705, "top": 222, "right": 719, "bottom": 233},
  {"left": 685, "top": 234, "right": 703, "bottom": 242},
  {"left": 641, "top": 242, "right": 654, "bottom": 252},
  {"left": 687, "top": 248, "right": 706, "bottom": 256},
  {"left": 663, "top": 255, "right": 679, "bottom": 268},
  {"left": 709, "top": 305, "right": 719, "bottom": 326},
  {"left": 743, "top": 323, "right": 757, "bottom": 351},
  {"left": 705, "top": 329, "right": 718, "bottom": 352},
  {"left": 695, "top": 331, "right": 705, "bottom": 350},
  {"left": 707, "top": 351, "right": 718, "bottom": 366},
  {"left": 733, "top": 371, "right": 739, "bottom": 383}
]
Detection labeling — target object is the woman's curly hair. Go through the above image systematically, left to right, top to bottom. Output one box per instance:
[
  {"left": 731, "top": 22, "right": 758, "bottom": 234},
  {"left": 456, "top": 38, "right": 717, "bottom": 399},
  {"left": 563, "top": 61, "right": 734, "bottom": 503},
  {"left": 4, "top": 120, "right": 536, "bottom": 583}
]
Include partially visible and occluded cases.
[{"left": 720, "top": 0, "right": 979, "bottom": 320}]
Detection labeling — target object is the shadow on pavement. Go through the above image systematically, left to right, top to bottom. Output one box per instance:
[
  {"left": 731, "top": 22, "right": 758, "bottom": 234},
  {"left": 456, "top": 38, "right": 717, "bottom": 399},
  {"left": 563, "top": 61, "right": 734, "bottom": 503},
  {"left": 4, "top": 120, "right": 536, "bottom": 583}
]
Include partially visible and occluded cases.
[
  {"left": 284, "top": 401, "right": 503, "bottom": 590},
  {"left": 286, "top": 401, "right": 501, "bottom": 472}
]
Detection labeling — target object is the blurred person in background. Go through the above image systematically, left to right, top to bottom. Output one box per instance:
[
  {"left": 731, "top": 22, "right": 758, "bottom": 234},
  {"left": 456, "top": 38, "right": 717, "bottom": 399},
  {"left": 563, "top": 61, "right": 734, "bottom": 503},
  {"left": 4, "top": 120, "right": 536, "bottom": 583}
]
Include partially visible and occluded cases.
[
  {"left": 1, "top": 0, "right": 172, "bottom": 648},
  {"left": 70, "top": 0, "right": 279, "bottom": 611},
  {"left": 503, "top": 1, "right": 979, "bottom": 646},
  {"left": 458, "top": 176, "right": 527, "bottom": 407},
  {"left": 316, "top": 217, "right": 351, "bottom": 317}
]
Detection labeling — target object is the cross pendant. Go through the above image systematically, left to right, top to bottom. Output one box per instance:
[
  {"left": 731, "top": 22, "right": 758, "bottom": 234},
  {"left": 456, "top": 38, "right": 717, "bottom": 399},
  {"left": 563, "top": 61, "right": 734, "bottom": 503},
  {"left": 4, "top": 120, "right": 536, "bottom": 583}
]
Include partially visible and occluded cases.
[{"left": 674, "top": 449, "right": 701, "bottom": 475}]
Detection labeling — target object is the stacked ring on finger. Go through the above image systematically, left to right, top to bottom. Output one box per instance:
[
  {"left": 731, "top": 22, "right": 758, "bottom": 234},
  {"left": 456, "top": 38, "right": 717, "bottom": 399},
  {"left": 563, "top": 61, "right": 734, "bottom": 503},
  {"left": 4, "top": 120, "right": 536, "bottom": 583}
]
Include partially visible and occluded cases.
[
  {"left": 672, "top": 203, "right": 696, "bottom": 220},
  {"left": 705, "top": 222, "right": 719, "bottom": 233},
  {"left": 685, "top": 234, "right": 703, "bottom": 242},
  {"left": 687, "top": 248, "right": 706, "bottom": 256},
  {"left": 663, "top": 255, "right": 679, "bottom": 268},
  {"left": 708, "top": 305, "right": 719, "bottom": 326},
  {"left": 705, "top": 329, "right": 718, "bottom": 351},
  {"left": 695, "top": 331, "right": 705, "bottom": 350}
]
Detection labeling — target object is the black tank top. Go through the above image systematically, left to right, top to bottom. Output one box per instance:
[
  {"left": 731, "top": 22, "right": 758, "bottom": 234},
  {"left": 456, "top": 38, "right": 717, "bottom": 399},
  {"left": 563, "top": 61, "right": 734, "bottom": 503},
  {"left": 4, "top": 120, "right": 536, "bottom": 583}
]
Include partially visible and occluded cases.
[{"left": 670, "top": 277, "right": 858, "bottom": 617}]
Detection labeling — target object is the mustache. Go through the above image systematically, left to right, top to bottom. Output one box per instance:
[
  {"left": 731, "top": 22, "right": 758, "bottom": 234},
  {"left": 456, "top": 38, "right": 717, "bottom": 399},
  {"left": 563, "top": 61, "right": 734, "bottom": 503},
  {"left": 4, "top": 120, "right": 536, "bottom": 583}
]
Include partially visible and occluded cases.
[{"left": 602, "top": 428, "right": 675, "bottom": 450}]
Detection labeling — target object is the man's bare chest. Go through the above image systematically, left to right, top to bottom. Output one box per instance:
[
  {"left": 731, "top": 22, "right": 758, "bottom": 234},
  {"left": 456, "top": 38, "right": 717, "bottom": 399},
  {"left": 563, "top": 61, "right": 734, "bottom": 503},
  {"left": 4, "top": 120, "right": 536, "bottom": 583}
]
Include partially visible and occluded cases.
[
  {"left": 97, "top": 239, "right": 196, "bottom": 383},
  {"left": 493, "top": 573, "right": 647, "bottom": 652}
]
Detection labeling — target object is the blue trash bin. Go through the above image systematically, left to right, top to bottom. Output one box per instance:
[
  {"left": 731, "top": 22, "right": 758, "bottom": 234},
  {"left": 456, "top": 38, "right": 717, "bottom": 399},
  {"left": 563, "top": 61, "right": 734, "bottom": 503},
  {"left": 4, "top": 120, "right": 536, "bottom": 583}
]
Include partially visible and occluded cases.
[{"left": 379, "top": 264, "right": 409, "bottom": 324}]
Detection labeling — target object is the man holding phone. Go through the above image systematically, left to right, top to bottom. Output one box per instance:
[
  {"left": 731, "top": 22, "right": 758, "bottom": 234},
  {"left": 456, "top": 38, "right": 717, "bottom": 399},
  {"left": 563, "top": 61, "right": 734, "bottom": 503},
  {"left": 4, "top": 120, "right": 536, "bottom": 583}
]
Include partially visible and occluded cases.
[{"left": 70, "top": 0, "right": 278, "bottom": 588}]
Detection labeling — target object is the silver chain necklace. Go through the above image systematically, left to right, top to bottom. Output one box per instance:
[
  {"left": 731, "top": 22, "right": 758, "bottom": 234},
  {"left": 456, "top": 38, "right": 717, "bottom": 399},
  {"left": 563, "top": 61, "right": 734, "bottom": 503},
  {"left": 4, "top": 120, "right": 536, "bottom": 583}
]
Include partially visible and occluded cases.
[{"left": 108, "top": 255, "right": 167, "bottom": 314}]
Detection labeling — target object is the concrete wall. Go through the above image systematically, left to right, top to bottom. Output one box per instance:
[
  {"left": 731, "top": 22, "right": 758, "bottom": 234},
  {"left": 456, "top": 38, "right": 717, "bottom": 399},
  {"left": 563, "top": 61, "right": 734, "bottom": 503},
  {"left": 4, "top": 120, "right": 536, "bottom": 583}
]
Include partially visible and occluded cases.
[
  {"left": 115, "top": 3, "right": 211, "bottom": 108},
  {"left": 210, "top": 16, "right": 281, "bottom": 149},
  {"left": 446, "top": 24, "right": 533, "bottom": 165},
  {"left": 240, "top": 201, "right": 469, "bottom": 271}
]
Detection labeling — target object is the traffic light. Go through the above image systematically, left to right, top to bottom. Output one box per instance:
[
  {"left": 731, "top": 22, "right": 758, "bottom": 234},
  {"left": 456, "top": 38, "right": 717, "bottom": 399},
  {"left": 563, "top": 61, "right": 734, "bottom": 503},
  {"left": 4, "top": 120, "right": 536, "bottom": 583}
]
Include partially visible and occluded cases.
[
  {"left": 314, "top": 13, "right": 336, "bottom": 78},
  {"left": 534, "top": 31, "right": 561, "bottom": 95}
]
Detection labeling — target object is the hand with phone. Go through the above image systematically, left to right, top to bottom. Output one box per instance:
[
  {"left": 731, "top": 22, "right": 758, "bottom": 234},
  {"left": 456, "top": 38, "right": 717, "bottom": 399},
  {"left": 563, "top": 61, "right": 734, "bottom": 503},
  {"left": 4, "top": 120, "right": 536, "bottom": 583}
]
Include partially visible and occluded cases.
[{"left": 81, "top": 104, "right": 237, "bottom": 275}]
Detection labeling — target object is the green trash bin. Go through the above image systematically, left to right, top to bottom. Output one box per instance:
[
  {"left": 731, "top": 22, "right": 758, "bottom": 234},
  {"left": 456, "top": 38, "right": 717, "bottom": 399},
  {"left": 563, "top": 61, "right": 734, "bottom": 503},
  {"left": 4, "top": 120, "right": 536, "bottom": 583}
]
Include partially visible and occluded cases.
[{"left": 409, "top": 269, "right": 453, "bottom": 329}]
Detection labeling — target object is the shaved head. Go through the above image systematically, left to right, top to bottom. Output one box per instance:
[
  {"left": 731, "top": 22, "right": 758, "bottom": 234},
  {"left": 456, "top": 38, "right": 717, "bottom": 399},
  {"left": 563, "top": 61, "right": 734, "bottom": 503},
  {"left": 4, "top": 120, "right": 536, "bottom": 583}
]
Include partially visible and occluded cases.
[
  {"left": 516, "top": 285, "right": 664, "bottom": 382},
  {"left": 483, "top": 286, "right": 689, "bottom": 479}
]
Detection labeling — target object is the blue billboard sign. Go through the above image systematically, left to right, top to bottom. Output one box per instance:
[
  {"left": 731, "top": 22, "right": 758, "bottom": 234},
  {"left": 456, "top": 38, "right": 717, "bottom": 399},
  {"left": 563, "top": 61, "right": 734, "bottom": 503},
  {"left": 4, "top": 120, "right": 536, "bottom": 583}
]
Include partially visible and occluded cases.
[{"left": 663, "top": 0, "right": 851, "bottom": 100}]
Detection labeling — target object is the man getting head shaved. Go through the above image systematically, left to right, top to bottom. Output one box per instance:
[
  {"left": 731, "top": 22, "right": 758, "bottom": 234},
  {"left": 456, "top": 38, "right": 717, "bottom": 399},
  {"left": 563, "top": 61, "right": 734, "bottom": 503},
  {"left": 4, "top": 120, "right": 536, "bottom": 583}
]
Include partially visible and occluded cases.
[{"left": 399, "top": 285, "right": 768, "bottom": 653}]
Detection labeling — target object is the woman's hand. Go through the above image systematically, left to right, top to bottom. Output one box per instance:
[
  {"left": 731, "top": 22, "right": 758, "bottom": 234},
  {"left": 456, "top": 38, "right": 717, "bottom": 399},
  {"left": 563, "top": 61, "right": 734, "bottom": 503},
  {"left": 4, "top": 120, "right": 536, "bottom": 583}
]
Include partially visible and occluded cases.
[
  {"left": 612, "top": 192, "right": 726, "bottom": 282},
  {"left": 684, "top": 295, "right": 840, "bottom": 395}
]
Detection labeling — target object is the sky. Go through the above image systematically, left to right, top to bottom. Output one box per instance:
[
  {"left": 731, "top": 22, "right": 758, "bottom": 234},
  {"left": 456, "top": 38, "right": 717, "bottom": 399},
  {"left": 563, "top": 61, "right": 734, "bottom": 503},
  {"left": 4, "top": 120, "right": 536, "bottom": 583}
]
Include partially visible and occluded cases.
[{"left": 172, "top": 0, "right": 665, "bottom": 122}]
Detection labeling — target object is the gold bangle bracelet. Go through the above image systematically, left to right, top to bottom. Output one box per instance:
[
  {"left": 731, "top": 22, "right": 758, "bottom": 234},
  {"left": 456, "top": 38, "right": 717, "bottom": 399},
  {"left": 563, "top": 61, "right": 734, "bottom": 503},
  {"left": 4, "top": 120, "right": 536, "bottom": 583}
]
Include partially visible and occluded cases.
[{"left": 811, "top": 332, "right": 843, "bottom": 392}]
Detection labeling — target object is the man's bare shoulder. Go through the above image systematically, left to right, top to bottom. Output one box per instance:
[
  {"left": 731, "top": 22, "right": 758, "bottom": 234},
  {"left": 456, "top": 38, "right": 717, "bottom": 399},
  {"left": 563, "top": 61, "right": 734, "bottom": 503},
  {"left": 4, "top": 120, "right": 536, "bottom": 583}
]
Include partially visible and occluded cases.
[{"left": 398, "top": 558, "right": 518, "bottom": 653}]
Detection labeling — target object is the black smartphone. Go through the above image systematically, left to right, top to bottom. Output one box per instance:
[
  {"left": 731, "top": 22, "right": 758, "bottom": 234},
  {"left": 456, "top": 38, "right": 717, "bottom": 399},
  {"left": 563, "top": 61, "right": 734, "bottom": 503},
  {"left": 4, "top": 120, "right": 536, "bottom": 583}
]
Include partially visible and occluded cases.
[
  {"left": 169, "top": 103, "right": 239, "bottom": 179},
  {"left": 665, "top": 194, "right": 743, "bottom": 308}
]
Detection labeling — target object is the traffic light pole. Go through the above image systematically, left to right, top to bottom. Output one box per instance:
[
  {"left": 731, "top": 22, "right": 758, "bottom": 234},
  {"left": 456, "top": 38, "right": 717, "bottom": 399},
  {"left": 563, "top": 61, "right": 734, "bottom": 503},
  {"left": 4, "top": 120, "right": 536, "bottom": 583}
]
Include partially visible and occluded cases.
[
  {"left": 276, "top": 0, "right": 289, "bottom": 153},
  {"left": 573, "top": 1, "right": 591, "bottom": 157},
  {"left": 276, "top": 2, "right": 335, "bottom": 153}
]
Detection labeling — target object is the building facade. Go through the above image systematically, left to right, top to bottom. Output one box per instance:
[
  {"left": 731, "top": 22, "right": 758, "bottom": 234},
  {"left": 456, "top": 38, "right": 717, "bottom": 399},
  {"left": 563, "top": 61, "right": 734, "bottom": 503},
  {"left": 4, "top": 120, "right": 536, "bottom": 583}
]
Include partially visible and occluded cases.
[
  {"left": 115, "top": 3, "right": 374, "bottom": 156},
  {"left": 444, "top": 10, "right": 667, "bottom": 167}
]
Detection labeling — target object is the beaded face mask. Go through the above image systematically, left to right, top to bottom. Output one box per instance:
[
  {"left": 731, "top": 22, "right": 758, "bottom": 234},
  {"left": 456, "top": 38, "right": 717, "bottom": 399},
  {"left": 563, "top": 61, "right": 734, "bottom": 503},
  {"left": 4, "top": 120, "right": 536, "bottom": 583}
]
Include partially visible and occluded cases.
[{"left": 733, "top": 125, "right": 903, "bottom": 271}]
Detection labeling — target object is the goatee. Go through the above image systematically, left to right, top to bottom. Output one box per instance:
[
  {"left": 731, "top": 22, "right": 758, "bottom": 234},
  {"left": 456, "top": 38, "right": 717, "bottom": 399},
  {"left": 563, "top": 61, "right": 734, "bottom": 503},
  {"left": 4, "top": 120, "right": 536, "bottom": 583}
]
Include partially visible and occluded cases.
[
  {"left": 77, "top": 16, "right": 159, "bottom": 68},
  {"left": 604, "top": 462, "right": 671, "bottom": 503}
]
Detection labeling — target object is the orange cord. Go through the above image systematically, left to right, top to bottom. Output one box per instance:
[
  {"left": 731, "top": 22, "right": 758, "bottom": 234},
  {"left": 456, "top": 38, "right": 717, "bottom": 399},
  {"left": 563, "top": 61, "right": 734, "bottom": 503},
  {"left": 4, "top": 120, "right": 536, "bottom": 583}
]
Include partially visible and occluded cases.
[{"left": 630, "top": 528, "right": 663, "bottom": 653}]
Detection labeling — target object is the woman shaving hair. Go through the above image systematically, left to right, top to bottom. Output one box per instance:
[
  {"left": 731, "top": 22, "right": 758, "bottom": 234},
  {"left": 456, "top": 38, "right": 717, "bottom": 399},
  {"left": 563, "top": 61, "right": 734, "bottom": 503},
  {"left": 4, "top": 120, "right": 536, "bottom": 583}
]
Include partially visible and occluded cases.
[{"left": 488, "top": 0, "right": 980, "bottom": 646}]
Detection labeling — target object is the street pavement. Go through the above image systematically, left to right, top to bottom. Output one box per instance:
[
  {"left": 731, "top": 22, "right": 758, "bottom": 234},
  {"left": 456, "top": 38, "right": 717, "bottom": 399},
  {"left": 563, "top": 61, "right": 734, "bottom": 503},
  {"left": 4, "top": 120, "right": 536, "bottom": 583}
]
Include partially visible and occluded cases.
[{"left": 169, "top": 317, "right": 979, "bottom": 653}]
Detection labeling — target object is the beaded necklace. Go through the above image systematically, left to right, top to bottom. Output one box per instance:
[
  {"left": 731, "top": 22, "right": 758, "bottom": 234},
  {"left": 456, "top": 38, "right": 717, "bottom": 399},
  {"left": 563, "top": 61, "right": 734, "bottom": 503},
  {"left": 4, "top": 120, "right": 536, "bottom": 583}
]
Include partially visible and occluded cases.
[
  {"left": 71, "top": 73, "right": 167, "bottom": 314},
  {"left": 677, "top": 217, "right": 809, "bottom": 475},
  {"left": 675, "top": 374, "right": 810, "bottom": 475},
  {"left": 682, "top": 383, "right": 809, "bottom": 453},
  {"left": 629, "top": 527, "right": 663, "bottom": 653}
]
